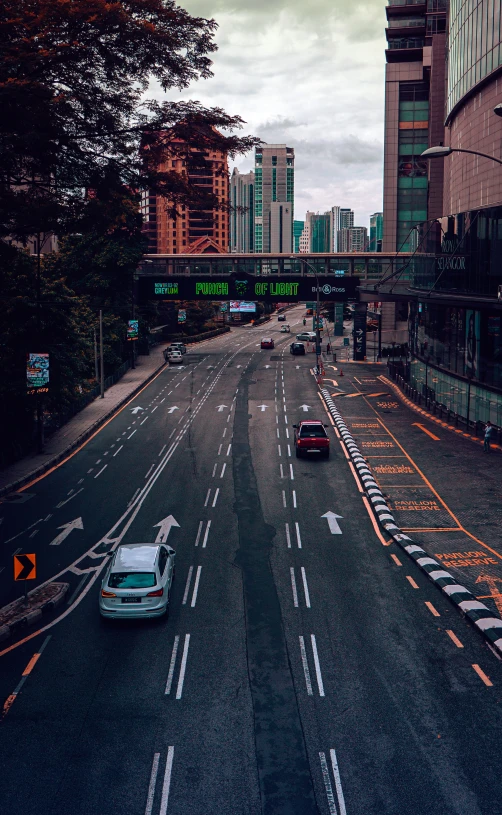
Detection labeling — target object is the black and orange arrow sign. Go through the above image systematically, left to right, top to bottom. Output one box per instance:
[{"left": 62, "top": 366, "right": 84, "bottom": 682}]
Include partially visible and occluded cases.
[{"left": 13, "top": 553, "right": 36, "bottom": 581}]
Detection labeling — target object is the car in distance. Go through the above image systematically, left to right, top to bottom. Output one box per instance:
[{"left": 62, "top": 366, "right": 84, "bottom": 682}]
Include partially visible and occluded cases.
[
  {"left": 277, "top": 314, "right": 286, "bottom": 321},
  {"left": 280, "top": 324, "right": 291, "bottom": 333},
  {"left": 296, "top": 332, "right": 317, "bottom": 343},
  {"left": 261, "top": 337, "right": 275, "bottom": 349},
  {"left": 170, "top": 341, "right": 186, "bottom": 354},
  {"left": 290, "top": 342, "right": 305, "bottom": 355},
  {"left": 167, "top": 349, "right": 183, "bottom": 364},
  {"left": 293, "top": 420, "right": 330, "bottom": 458},
  {"left": 99, "top": 543, "right": 175, "bottom": 619}
]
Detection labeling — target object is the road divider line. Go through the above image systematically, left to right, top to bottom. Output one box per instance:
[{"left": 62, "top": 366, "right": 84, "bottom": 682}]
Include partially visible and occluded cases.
[
  {"left": 128, "top": 429, "right": 137, "bottom": 439},
  {"left": 218, "top": 443, "right": 222, "bottom": 455},
  {"left": 227, "top": 444, "right": 232, "bottom": 456},
  {"left": 113, "top": 445, "right": 123, "bottom": 457},
  {"left": 278, "top": 445, "right": 282, "bottom": 457},
  {"left": 288, "top": 445, "right": 292, "bottom": 457},
  {"left": 220, "top": 463, "right": 226, "bottom": 478},
  {"left": 280, "top": 463, "right": 284, "bottom": 478},
  {"left": 290, "top": 463, "right": 294, "bottom": 480},
  {"left": 212, "top": 464, "right": 217, "bottom": 477},
  {"left": 94, "top": 465, "right": 107, "bottom": 479},
  {"left": 211, "top": 488, "right": 219, "bottom": 508},
  {"left": 204, "top": 489, "right": 211, "bottom": 507},
  {"left": 282, "top": 490, "right": 287, "bottom": 508},
  {"left": 293, "top": 490, "right": 297, "bottom": 508},
  {"left": 202, "top": 520, "right": 211, "bottom": 548},
  {"left": 194, "top": 521, "right": 204, "bottom": 547},
  {"left": 295, "top": 522, "right": 302, "bottom": 549},
  {"left": 285, "top": 523, "right": 291, "bottom": 548},
  {"left": 391, "top": 554, "right": 402, "bottom": 566},
  {"left": 182, "top": 567, "right": 194, "bottom": 605},
  {"left": 191, "top": 567, "right": 202, "bottom": 607},
  {"left": 290, "top": 568, "right": 299, "bottom": 607},
  {"left": 301, "top": 568, "right": 311, "bottom": 608},
  {"left": 406, "top": 575, "right": 419, "bottom": 589},
  {"left": 425, "top": 601, "right": 440, "bottom": 617},
  {"left": 446, "top": 629, "right": 464, "bottom": 648},
  {"left": 176, "top": 634, "right": 190, "bottom": 699},
  {"left": 311, "top": 634, "right": 325, "bottom": 696},
  {"left": 165, "top": 636, "right": 180, "bottom": 694},
  {"left": 299, "top": 636, "right": 313, "bottom": 696},
  {"left": 472, "top": 663, "right": 493, "bottom": 686},
  {"left": 159, "top": 747, "right": 175, "bottom": 815},
  {"left": 330, "top": 748, "right": 347, "bottom": 815},
  {"left": 319, "top": 752, "right": 337, "bottom": 815},
  {"left": 145, "top": 753, "right": 160, "bottom": 815}
]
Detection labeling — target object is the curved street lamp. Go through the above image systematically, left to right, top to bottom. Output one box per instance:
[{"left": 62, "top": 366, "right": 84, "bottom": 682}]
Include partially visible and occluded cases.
[
  {"left": 420, "top": 145, "right": 502, "bottom": 166},
  {"left": 289, "top": 256, "right": 322, "bottom": 374}
]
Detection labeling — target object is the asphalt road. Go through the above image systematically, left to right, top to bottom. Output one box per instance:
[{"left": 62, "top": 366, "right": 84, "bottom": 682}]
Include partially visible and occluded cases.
[{"left": 1, "top": 305, "right": 502, "bottom": 815}]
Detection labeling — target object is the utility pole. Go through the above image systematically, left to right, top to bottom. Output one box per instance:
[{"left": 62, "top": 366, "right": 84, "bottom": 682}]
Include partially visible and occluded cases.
[
  {"left": 36, "top": 233, "right": 44, "bottom": 453},
  {"left": 100, "top": 309, "right": 104, "bottom": 398},
  {"left": 94, "top": 326, "right": 98, "bottom": 381}
]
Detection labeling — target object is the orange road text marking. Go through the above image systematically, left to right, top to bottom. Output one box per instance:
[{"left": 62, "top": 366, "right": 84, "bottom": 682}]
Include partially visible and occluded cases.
[
  {"left": 412, "top": 423, "right": 440, "bottom": 441},
  {"left": 391, "top": 554, "right": 402, "bottom": 566},
  {"left": 406, "top": 575, "right": 419, "bottom": 589},
  {"left": 425, "top": 601, "right": 440, "bottom": 617},
  {"left": 446, "top": 630, "right": 464, "bottom": 648},
  {"left": 472, "top": 664, "right": 493, "bottom": 686}
]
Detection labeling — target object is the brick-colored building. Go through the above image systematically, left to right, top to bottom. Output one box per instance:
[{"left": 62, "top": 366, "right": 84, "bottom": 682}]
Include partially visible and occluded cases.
[{"left": 141, "top": 137, "right": 229, "bottom": 254}]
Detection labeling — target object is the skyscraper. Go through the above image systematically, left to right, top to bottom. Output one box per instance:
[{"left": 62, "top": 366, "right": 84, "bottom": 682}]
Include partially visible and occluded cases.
[
  {"left": 141, "top": 134, "right": 229, "bottom": 254},
  {"left": 254, "top": 144, "right": 294, "bottom": 253},
  {"left": 230, "top": 168, "right": 254, "bottom": 252},
  {"left": 331, "top": 207, "right": 354, "bottom": 251},
  {"left": 302, "top": 211, "right": 331, "bottom": 253},
  {"left": 369, "top": 212, "right": 383, "bottom": 252},
  {"left": 293, "top": 220, "right": 304, "bottom": 253},
  {"left": 337, "top": 226, "right": 368, "bottom": 253}
]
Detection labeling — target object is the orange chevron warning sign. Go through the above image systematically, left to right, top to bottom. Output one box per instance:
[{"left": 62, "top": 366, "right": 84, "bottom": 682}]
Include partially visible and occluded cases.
[{"left": 14, "top": 553, "right": 36, "bottom": 581}]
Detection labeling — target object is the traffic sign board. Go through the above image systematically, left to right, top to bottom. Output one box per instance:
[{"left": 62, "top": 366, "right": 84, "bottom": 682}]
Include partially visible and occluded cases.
[{"left": 14, "top": 553, "right": 36, "bottom": 580}]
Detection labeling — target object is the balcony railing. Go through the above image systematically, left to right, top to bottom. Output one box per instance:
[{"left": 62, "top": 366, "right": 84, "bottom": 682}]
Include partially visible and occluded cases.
[
  {"left": 388, "top": 0, "right": 425, "bottom": 5},
  {"left": 388, "top": 16, "right": 425, "bottom": 27},
  {"left": 387, "top": 37, "right": 425, "bottom": 48}
]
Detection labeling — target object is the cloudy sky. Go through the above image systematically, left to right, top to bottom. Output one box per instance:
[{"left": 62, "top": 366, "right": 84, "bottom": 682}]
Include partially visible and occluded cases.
[{"left": 154, "top": 0, "right": 388, "bottom": 230}]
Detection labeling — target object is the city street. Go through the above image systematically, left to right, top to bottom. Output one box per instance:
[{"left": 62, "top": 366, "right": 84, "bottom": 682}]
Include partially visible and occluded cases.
[{"left": 1, "top": 304, "right": 502, "bottom": 815}]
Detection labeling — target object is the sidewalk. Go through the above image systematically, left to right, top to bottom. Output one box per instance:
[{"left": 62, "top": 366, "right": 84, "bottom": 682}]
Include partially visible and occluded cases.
[{"left": 0, "top": 344, "right": 167, "bottom": 497}]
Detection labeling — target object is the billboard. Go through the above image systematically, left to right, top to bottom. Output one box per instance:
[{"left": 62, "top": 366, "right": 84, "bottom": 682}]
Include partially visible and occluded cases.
[
  {"left": 230, "top": 301, "right": 257, "bottom": 313},
  {"left": 127, "top": 319, "right": 139, "bottom": 340},
  {"left": 27, "top": 353, "right": 49, "bottom": 391}
]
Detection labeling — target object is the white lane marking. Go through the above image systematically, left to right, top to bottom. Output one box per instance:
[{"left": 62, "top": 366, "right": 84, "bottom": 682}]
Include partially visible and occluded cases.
[
  {"left": 160, "top": 398, "right": 165, "bottom": 404},
  {"left": 151, "top": 406, "right": 158, "bottom": 413},
  {"left": 227, "top": 414, "right": 231, "bottom": 422},
  {"left": 285, "top": 415, "right": 288, "bottom": 423},
  {"left": 140, "top": 416, "right": 149, "bottom": 425},
  {"left": 276, "top": 416, "right": 279, "bottom": 424},
  {"left": 223, "top": 427, "right": 227, "bottom": 437},
  {"left": 286, "top": 427, "right": 290, "bottom": 439},
  {"left": 277, "top": 428, "right": 280, "bottom": 438},
  {"left": 128, "top": 429, "right": 137, "bottom": 439},
  {"left": 169, "top": 429, "right": 176, "bottom": 439},
  {"left": 218, "top": 443, "right": 222, "bottom": 455},
  {"left": 110, "top": 444, "right": 123, "bottom": 458},
  {"left": 158, "top": 444, "right": 166, "bottom": 457},
  {"left": 226, "top": 444, "right": 232, "bottom": 456},
  {"left": 278, "top": 445, "right": 282, "bottom": 457},
  {"left": 287, "top": 445, "right": 292, "bottom": 457},
  {"left": 95, "top": 460, "right": 101, "bottom": 465},
  {"left": 212, "top": 463, "right": 217, "bottom": 477},
  {"left": 220, "top": 463, "right": 226, "bottom": 478},
  {"left": 280, "top": 463, "right": 284, "bottom": 478},
  {"left": 290, "top": 463, "right": 294, "bottom": 480},
  {"left": 145, "top": 464, "right": 155, "bottom": 480},
  {"left": 94, "top": 465, "right": 107, "bottom": 479},
  {"left": 55, "top": 488, "right": 84, "bottom": 509},
  {"left": 212, "top": 488, "right": 219, "bottom": 507},
  {"left": 204, "top": 489, "right": 211, "bottom": 507},
  {"left": 282, "top": 490, "right": 287, "bottom": 508},
  {"left": 293, "top": 490, "right": 297, "bottom": 508},
  {"left": 5, "top": 519, "right": 43, "bottom": 545},
  {"left": 202, "top": 520, "right": 211, "bottom": 548},
  {"left": 194, "top": 521, "right": 204, "bottom": 547},
  {"left": 295, "top": 522, "right": 302, "bottom": 549},
  {"left": 285, "top": 523, "right": 291, "bottom": 548},
  {"left": 29, "top": 529, "right": 39, "bottom": 538},
  {"left": 191, "top": 566, "right": 202, "bottom": 607},
  {"left": 182, "top": 567, "right": 194, "bottom": 605},
  {"left": 290, "top": 568, "right": 299, "bottom": 607},
  {"left": 301, "top": 568, "right": 311, "bottom": 608},
  {"left": 176, "top": 635, "right": 190, "bottom": 699},
  {"left": 311, "top": 635, "right": 325, "bottom": 696},
  {"left": 165, "top": 636, "right": 180, "bottom": 694},
  {"left": 299, "top": 636, "right": 313, "bottom": 695},
  {"left": 159, "top": 747, "right": 175, "bottom": 815},
  {"left": 330, "top": 749, "right": 347, "bottom": 815},
  {"left": 319, "top": 752, "right": 337, "bottom": 815},
  {"left": 145, "top": 753, "right": 160, "bottom": 815}
]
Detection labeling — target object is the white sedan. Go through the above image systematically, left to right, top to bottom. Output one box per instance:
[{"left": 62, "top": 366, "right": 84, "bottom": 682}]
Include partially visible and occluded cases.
[{"left": 167, "top": 350, "right": 183, "bottom": 364}]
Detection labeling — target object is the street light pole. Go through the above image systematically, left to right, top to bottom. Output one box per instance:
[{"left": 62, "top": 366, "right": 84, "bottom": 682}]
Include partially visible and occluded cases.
[
  {"left": 421, "top": 145, "right": 502, "bottom": 166},
  {"left": 290, "top": 256, "right": 321, "bottom": 374},
  {"left": 99, "top": 309, "right": 104, "bottom": 399}
]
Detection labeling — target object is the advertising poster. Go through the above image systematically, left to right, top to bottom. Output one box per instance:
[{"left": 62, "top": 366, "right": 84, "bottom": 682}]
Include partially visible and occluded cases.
[
  {"left": 230, "top": 301, "right": 256, "bottom": 313},
  {"left": 465, "top": 309, "right": 480, "bottom": 378},
  {"left": 127, "top": 319, "right": 139, "bottom": 340},
  {"left": 27, "top": 353, "right": 49, "bottom": 391}
]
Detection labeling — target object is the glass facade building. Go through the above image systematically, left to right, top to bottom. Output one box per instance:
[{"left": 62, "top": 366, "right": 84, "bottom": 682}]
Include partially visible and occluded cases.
[{"left": 254, "top": 144, "right": 294, "bottom": 253}]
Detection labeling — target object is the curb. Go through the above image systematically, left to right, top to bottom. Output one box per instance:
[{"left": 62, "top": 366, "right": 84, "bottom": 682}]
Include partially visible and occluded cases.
[
  {"left": 0, "top": 359, "right": 169, "bottom": 500},
  {"left": 380, "top": 374, "right": 502, "bottom": 454},
  {"left": 319, "top": 387, "right": 502, "bottom": 658},
  {"left": 0, "top": 582, "right": 69, "bottom": 642}
]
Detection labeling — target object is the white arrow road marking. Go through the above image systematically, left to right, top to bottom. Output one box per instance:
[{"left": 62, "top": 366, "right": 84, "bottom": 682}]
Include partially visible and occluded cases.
[
  {"left": 295, "top": 365, "right": 301, "bottom": 369},
  {"left": 258, "top": 404, "right": 269, "bottom": 411},
  {"left": 299, "top": 404, "right": 311, "bottom": 412},
  {"left": 216, "top": 405, "right": 228, "bottom": 412},
  {"left": 130, "top": 406, "right": 144, "bottom": 414},
  {"left": 167, "top": 406, "right": 179, "bottom": 414},
  {"left": 322, "top": 511, "right": 343, "bottom": 534},
  {"left": 154, "top": 515, "right": 180, "bottom": 543},
  {"left": 49, "top": 517, "right": 84, "bottom": 546}
]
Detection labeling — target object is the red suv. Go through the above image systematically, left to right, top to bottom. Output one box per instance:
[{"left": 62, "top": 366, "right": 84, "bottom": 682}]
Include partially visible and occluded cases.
[
  {"left": 261, "top": 337, "right": 275, "bottom": 349},
  {"left": 293, "top": 420, "right": 330, "bottom": 459}
]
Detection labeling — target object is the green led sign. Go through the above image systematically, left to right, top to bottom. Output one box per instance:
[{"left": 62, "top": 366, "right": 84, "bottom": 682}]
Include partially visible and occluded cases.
[{"left": 139, "top": 276, "right": 359, "bottom": 303}]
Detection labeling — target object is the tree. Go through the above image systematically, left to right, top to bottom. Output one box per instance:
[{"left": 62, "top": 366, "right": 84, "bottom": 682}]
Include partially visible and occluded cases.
[{"left": 0, "top": 0, "right": 258, "bottom": 241}]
